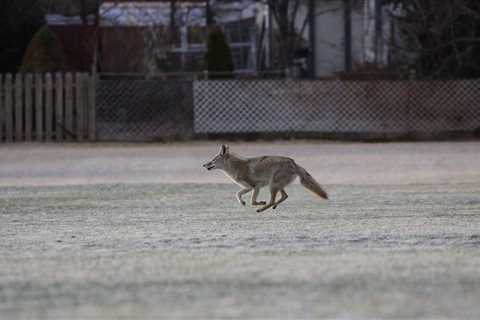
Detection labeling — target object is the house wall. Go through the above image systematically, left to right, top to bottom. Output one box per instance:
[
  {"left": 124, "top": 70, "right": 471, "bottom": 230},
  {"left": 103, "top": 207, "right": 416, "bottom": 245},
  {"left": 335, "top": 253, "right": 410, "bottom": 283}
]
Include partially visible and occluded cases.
[
  {"left": 313, "top": 0, "right": 345, "bottom": 77},
  {"left": 313, "top": 0, "right": 376, "bottom": 78},
  {"left": 99, "top": 1, "right": 261, "bottom": 73},
  {"left": 351, "top": 3, "right": 366, "bottom": 67},
  {"left": 50, "top": 25, "right": 96, "bottom": 72},
  {"left": 101, "top": 27, "right": 147, "bottom": 73}
]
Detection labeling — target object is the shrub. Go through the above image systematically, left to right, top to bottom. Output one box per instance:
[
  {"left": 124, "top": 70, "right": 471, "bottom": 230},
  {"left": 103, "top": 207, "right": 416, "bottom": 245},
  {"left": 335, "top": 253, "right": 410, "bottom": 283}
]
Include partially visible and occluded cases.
[
  {"left": 20, "top": 25, "right": 67, "bottom": 73},
  {"left": 204, "top": 26, "right": 234, "bottom": 79}
]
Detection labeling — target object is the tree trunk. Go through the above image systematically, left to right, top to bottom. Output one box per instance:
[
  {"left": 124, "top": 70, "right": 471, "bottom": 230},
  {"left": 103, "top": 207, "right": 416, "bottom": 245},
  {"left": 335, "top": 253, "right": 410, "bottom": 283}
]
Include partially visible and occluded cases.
[
  {"left": 80, "top": 0, "right": 88, "bottom": 25},
  {"left": 170, "top": 0, "right": 177, "bottom": 46},
  {"left": 206, "top": 0, "right": 214, "bottom": 27},
  {"left": 267, "top": 0, "right": 308, "bottom": 69}
]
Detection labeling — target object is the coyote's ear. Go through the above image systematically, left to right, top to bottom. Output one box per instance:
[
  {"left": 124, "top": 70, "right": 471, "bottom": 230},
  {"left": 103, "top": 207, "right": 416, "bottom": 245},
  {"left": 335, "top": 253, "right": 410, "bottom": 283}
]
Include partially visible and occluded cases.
[{"left": 221, "top": 144, "right": 229, "bottom": 155}]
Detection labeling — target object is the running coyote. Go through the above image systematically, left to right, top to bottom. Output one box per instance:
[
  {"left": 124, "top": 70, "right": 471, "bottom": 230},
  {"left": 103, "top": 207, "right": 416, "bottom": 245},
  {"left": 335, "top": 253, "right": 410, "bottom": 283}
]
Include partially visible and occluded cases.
[{"left": 203, "top": 145, "right": 328, "bottom": 212}]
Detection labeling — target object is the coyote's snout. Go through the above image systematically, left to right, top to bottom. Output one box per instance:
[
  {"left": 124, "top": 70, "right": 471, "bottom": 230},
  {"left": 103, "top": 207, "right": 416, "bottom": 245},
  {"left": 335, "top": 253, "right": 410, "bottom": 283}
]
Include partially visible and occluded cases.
[
  {"left": 203, "top": 145, "right": 328, "bottom": 212},
  {"left": 202, "top": 150, "right": 226, "bottom": 171},
  {"left": 203, "top": 162, "right": 215, "bottom": 170}
]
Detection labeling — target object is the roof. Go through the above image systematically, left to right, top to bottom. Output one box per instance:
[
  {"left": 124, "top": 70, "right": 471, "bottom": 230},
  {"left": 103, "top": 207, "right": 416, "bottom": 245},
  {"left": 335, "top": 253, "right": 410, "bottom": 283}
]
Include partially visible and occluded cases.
[
  {"left": 102, "top": 0, "right": 205, "bottom": 2},
  {"left": 47, "top": 1, "right": 261, "bottom": 27},
  {"left": 100, "top": 1, "right": 260, "bottom": 27},
  {"left": 101, "top": 2, "right": 206, "bottom": 26},
  {"left": 46, "top": 14, "right": 96, "bottom": 26}
]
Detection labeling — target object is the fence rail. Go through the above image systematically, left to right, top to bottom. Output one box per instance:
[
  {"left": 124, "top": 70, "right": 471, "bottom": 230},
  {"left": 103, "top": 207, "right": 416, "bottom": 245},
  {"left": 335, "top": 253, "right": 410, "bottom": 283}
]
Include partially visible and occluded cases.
[{"left": 0, "top": 73, "right": 95, "bottom": 142}]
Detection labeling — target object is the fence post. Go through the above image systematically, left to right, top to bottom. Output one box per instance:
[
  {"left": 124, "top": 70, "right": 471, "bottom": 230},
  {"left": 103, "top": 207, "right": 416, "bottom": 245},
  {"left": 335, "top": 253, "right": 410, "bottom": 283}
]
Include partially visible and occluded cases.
[
  {"left": 45, "top": 73, "right": 53, "bottom": 142},
  {"left": 55, "top": 73, "right": 64, "bottom": 141},
  {"left": 65, "top": 73, "right": 73, "bottom": 140},
  {"left": 75, "top": 73, "right": 84, "bottom": 141},
  {"left": 82, "top": 73, "right": 89, "bottom": 141},
  {"left": 88, "top": 73, "right": 96, "bottom": 142},
  {"left": 5, "top": 74, "right": 13, "bottom": 142},
  {"left": 14, "top": 74, "right": 23, "bottom": 142},
  {"left": 25, "top": 74, "right": 33, "bottom": 141},
  {"left": 35, "top": 74, "right": 43, "bottom": 141},
  {"left": 0, "top": 75, "right": 3, "bottom": 142},
  {"left": 406, "top": 77, "right": 414, "bottom": 136}
]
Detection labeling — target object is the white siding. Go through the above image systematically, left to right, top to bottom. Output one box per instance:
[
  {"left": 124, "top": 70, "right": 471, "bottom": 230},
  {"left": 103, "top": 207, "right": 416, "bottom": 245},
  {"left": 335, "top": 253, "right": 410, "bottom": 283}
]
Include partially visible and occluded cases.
[
  {"left": 314, "top": 0, "right": 345, "bottom": 77},
  {"left": 351, "top": 6, "right": 366, "bottom": 66}
]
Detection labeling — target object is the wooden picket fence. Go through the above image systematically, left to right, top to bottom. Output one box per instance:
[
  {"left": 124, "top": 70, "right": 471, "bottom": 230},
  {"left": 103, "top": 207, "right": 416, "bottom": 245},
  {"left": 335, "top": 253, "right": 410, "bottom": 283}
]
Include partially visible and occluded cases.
[{"left": 0, "top": 73, "right": 95, "bottom": 142}]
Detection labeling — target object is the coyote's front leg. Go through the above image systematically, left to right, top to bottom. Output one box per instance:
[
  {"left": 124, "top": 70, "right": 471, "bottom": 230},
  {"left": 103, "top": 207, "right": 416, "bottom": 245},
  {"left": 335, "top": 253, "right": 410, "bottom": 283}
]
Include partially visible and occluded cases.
[
  {"left": 251, "top": 186, "right": 266, "bottom": 206},
  {"left": 236, "top": 188, "right": 252, "bottom": 206}
]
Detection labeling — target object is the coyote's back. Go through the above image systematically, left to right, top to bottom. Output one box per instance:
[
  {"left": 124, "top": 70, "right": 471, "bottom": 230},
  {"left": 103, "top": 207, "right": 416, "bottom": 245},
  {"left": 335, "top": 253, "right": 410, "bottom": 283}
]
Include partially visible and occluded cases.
[{"left": 245, "top": 156, "right": 328, "bottom": 200}]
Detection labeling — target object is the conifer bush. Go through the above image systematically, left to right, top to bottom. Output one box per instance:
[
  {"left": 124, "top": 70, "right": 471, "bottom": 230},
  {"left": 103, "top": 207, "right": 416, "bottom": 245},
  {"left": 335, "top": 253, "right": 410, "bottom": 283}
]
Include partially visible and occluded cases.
[
  {"left": 20, "top": 26, "right": 67, "bottom": 73},
  {"left": 205, "top": 26, "right": 234, "bottom": 79}
]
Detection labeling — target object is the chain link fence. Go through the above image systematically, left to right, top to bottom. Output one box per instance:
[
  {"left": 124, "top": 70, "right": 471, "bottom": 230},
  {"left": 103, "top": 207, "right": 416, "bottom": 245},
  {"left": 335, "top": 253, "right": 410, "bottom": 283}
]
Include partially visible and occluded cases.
[
  {"left": 95, "top": 75, "right": 480, "bottom": 141},
  {"left": 96, "top": 76, "right": 193, "bottom": 141},
  {"left": 194, "top": 79, "right": 480, "bottom": 139}
]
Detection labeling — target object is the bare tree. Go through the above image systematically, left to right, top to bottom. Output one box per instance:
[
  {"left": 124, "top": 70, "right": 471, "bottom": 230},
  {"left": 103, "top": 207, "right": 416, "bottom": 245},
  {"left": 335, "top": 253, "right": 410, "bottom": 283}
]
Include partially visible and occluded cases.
[
  {"left": 80, "top": 0, "right": 88, "bottom": 25},
  {"left": 169, "top": 0, "right": 178, "bottom": 47},
  {"left": 206, "top": 0, "right": 214, "bottom": 27},
  {"left": 264, "top": 0, "right": 310, "bottom": 70},
  {"left": 385, "top": 0, "right": 480, "bottom": 79}
]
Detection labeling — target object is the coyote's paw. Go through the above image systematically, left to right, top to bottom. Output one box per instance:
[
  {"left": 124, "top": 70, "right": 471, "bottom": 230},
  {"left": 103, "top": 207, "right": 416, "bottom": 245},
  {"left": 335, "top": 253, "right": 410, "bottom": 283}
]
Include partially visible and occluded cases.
[
  {"left": 238, "top": 200, "right": 246, "bottom": 206},
  {"left": 253, "top": 201, "right": 266, "bottom": 206}
]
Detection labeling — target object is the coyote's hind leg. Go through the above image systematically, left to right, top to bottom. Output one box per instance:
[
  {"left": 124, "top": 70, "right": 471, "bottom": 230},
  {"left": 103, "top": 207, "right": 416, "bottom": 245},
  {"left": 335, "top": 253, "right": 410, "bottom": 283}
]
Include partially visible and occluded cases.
[
  {"left": 251, "top": 186, "right": 266, "bottom": 206},
  {"left": 257, "top": 189, "right": 279, "bottom": 212},
  {"left": 273, "top": 189, "right": 288, "bottom": 209}
]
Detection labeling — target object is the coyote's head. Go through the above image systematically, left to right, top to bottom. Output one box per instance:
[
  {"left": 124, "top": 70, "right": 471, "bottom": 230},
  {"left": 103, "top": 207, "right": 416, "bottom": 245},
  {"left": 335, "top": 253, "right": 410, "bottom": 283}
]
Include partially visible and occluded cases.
[{"left": 203, "top": 144, "right": 229, "bottom": 171}]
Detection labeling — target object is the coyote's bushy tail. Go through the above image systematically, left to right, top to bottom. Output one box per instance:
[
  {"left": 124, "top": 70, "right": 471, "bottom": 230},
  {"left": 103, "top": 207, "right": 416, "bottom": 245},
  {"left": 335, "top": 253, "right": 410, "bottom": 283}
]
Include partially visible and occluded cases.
[{"left": 296, "top": 165, "right": 328, "bottom": 199}]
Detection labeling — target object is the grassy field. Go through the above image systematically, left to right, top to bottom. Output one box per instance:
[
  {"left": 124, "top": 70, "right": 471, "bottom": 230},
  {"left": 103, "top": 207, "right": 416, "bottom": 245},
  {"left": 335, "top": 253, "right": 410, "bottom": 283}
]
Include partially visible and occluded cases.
[{"left": 1, "top": 142, "right": 480, "bottom": 319}]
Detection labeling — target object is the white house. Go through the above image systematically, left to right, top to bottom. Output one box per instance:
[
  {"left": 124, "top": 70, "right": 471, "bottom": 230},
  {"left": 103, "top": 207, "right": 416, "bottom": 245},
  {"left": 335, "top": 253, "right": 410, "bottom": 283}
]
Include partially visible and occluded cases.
[
  {"left": 45, "top": 0, "right": 392, "bottom": 77},
  {"left": 99, "top": 0, "right": 264, "bottom": 72},
  {"left": 311, "top": 0, "right": 393, "bottom": 78}
]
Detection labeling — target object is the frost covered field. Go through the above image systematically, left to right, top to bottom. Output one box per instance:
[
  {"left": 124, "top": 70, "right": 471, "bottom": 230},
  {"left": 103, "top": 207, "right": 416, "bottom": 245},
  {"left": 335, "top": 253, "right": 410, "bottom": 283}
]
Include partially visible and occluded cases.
[{"left": 1, "top": 142, "right": 480, "bottom": 319}]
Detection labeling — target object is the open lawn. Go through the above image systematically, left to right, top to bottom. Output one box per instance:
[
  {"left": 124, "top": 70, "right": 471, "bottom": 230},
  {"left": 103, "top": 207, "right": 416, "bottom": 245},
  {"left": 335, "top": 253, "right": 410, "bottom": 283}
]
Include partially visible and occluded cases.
[{"left": 1, "top": 141, "right": 479, "bottom": 319}]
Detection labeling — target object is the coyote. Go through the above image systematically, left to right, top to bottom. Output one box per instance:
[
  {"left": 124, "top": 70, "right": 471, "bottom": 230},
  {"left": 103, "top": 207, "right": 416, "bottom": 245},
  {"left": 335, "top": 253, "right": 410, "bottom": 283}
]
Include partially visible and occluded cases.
[{"left": 203, "top": 145, "right": 328, "bottom": 212}]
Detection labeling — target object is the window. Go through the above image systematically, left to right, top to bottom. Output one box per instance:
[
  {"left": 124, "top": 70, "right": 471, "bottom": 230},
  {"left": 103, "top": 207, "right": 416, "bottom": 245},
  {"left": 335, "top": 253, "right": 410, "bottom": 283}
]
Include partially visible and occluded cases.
[
  {"left": 225, "top": 20, "right": 253, "bottom": 43},
  {"left": 188, "top": 26, "right": 207, "bottom": 44}
]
